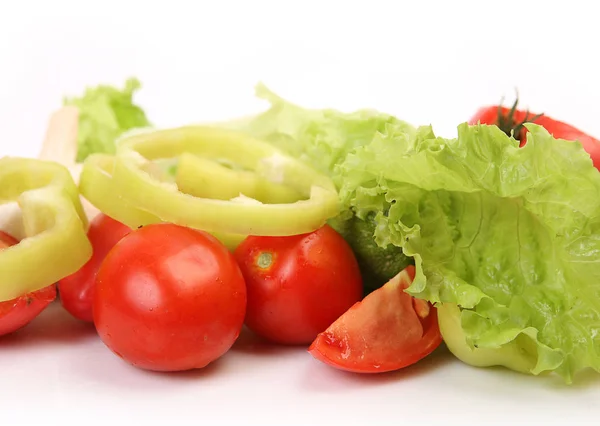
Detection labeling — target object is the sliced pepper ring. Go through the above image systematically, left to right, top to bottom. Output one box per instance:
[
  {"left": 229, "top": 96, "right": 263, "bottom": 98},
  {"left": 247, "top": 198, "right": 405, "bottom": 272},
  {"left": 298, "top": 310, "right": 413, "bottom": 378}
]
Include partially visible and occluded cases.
[
  {"left": 82, "top": 125, "right": 340, "bottom": 238},
  {"left": 175, "top": 152, "right": 303, "bottom": 204},
  {"left": 79, "top": 153, "right": 247, "bottom": 250},
  {"left": 79, "top": 153, "right": 161, "bottom": 227},
  {"left": 0, "top": 157, "right": 92, "bottom": 302}
]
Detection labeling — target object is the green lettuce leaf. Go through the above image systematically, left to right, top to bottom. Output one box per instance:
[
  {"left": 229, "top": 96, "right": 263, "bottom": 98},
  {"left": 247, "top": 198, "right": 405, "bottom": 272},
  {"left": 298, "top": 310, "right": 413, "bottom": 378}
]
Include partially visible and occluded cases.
[
  {"left": 64, "top": 78, "right": 151, "bottom": 162},
  {"left": 227, "top": 84, "right": 414, "bottom": 292},
  {"left": 232, "top": 84, "right": 415, "bottom": 182},
  {"left": 338, "top": 121, "right": 600, "bottom": 382}
]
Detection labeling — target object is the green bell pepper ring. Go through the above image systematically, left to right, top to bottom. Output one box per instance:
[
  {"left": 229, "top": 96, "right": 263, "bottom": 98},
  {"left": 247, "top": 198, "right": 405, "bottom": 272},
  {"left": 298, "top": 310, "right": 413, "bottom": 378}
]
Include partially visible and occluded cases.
[
  {"left": 81, "top": 125, "right": 340, "bottom": 237},
  {"left": 176, "top": 152, "right": 303, "bottom": 203},
  {"left": 79, "top": 153, "right": 247, "bottom": 250},
  {"left": 79, "top": 153, "right": 162, "bottom": 227},
  {"left": 0, "top": 157, "right": 92, "bottom": 302}
]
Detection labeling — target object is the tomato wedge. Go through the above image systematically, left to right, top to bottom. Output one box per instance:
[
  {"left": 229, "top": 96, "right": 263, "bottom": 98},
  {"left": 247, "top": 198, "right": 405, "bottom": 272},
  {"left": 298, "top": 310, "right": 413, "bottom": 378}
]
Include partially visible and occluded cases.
[
  {"left": 0, "top": 231, "right": 57, "bottom": 337},
  {"left": 308, "top": 265, "right": 442, "bottom": 373}
]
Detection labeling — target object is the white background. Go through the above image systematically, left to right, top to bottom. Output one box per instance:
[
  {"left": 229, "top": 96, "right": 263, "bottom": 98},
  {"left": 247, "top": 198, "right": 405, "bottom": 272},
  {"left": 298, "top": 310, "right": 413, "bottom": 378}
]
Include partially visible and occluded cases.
[{"left": 1, "top": 1, "right": 599, "bottom": 425}]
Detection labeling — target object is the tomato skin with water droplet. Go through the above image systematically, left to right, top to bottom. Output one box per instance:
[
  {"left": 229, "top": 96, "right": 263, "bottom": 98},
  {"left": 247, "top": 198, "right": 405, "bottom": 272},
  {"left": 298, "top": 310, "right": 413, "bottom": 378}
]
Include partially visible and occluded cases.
[
  {"left": 93, "top": 223, "right": 247, "bottom": 372},
  {"left": 234, "top": 225, "right": 363, "bottom": 345},
  {"left": 0, "top": 231, "right": 56, "bottom": 337},
  {"left": 308, "top": 265, "right": 442, "bottom": 373}
]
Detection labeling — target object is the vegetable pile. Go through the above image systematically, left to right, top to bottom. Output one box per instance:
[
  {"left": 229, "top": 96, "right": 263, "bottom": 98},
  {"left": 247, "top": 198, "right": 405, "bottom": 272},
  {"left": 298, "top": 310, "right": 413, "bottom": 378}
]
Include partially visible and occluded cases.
[{"left": 1, "top": 79, "right": 600, "bottom": 384}]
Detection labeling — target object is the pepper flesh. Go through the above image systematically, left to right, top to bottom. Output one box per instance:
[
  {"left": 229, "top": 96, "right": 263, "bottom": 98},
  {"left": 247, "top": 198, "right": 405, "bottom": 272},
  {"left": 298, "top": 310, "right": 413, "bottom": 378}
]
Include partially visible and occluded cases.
[
  {"left": 79, "top": 126, "right": 340, "bottom": 240},
  {"left": 79, "top": 153, "right": 247, "bottom": 250},
  {"left": 79, "top": 153, "right": 161, "bottom": 227},
  {"left": 176, "top": 153, "right": 302, "bottom": 203},
  {"left": 0, "top": 157, "right": 92, "bottom": 302}
]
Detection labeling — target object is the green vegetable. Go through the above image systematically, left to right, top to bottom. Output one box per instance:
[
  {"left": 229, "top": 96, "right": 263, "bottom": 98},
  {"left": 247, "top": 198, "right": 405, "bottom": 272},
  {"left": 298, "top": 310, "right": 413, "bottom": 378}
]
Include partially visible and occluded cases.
[
  {"left": 64, "top": 78, "right": 151, "bottom": 162},
  {"left": 225, "top": 84, "right": 413, "bottom": 290},
  {"left": 227, "top": 84, "right": 415, "bottom": 183},
  {"left": 337, "top": 121, "right": 600, "bottom": 383},
  {"left": 79, "top": 125, "right": 340, "bottom": 249},
  {"left": 176, "top": 152, "right": 303, "bottom": 203},
  {"left": 79, "top": 153, "right": 161, "bottom": 226},
  {"left": 80, "top": 153, "right": 247, "bottom": 250},
  {"left": 0, "top": 158, "right": 92, "bottom": 301},
  {"left": 332, "top": 213, "right": 413, "bottom": 296},
  {"left": 437, "top": 303, "right": 539, "bottom": 374}
]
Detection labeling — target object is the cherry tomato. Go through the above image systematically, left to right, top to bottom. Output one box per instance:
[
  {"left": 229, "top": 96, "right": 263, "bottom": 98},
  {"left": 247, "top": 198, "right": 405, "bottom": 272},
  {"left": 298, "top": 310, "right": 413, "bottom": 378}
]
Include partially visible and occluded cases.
[
  {"left": 470, "top": 100, "right": 600, "bottom": 169},
  {"left": 58, "top": 214, "right": 131, "bottom": 322},
  {"left": 93, "top": 223, "right": 247, "bottom": 372},
  {"left": 234, "top": 225, "right": 363, "bottom": 346},
  {"left": 0, "top": 231, "right": 57, "bottom": 337},
  {"left": 308, "top": 265, "right": 442, "bottom": 373}
]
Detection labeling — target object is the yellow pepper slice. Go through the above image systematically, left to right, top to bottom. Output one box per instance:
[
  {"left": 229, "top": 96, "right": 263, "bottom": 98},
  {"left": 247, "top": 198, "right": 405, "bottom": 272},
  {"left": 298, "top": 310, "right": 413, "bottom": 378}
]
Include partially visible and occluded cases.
[
  {"left": 80, "top": 126, "right": 340, "bottom": 240},
  {"left": 79, "top": 153, "right": 248, "bottom": 250},
  {"left": 79, "top": 153, "right": 161, "bottom": 227},
  {"left": 176, "top": 153, "right": 302, "bottom": 203},
  {"left": 0, "top": 157, "right": 92, "bottom": 302}
]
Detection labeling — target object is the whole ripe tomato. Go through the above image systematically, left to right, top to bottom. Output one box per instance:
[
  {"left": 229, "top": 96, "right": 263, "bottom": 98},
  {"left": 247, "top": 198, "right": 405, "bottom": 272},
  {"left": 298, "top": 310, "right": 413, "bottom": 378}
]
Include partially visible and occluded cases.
[
  {"left": 470, "top": 99, "right": 600, "bottom": 169},
  {"left": 58, "top": 214, "right": 131, "bottom": 322},
  {"left": 93, "top": 223, "right": 247, "bottom": 372},
  {"left": 233, "top": 225, "right": 363, "bottom": 346},
  {"left": 0, "top": 231, "right": 57, "bottom": 337},
  {"left": 309, "top": 265, "right": 442, "bottom": 373}
]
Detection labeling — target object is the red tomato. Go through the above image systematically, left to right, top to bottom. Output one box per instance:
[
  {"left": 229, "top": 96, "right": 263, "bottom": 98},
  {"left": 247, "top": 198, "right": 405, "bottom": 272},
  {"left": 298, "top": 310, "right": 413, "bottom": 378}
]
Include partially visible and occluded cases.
[
  {"left": 470, "top": 100, "right": 600, "bottom": 169},
  {"left": 58, "top": 214, "right": 131, "bottom": 322},
  {"left": 93, "top": 223, "right": 247, "bottom": 372},
  {"left": 233, "top": 225, "right": 363, "bottom": 346},
  {"left": 0, "top": 231, "right": 57, "bottom": 337},
  {"left": 308, "top": 265, "right": 442, "bottom": 373}
]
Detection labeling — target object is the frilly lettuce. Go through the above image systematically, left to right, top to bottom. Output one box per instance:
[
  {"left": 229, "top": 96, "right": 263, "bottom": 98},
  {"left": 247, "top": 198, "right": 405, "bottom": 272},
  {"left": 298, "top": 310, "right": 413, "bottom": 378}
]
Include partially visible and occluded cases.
[
  {"left": 64, "top": 78, "right": 151, "bottom": 162},
  {"left": 229, "top": 84, "right": 414, "bottom": 182},
  {"left": 337, "top": 121, "right": 600, "bottom": 383}
]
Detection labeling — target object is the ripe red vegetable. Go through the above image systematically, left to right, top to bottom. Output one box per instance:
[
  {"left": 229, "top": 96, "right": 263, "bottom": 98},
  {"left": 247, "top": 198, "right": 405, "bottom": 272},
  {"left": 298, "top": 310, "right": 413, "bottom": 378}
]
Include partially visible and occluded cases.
[
  {"left": 470, "top": 98, "right": 600, "bottom": 169},
  {"left": 58, "top": 214, "right": 131, "bottom": 322},
  {"left": 93, "top": 223, "right": 247, "bottom": 372},
  {"left": 234, "top": 225, "right": 363, "bottom": 345},
  {"left": 309, "top": 265, "right": 442, "bottom": 373}
]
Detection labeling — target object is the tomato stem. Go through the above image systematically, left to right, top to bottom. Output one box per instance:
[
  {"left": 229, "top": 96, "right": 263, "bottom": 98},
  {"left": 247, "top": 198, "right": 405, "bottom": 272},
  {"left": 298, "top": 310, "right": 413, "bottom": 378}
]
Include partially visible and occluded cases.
[
  {"left": 496, "top": 95, "right": 544, "bottom": 141},
  {"left": 257, "top": 252, "right": 273, "bottom": 269}
]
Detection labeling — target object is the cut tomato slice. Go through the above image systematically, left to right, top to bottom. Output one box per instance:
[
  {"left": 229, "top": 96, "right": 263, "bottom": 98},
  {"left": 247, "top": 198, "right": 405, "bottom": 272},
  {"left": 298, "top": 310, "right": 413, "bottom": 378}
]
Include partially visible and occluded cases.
[{"left": 308, "top": 265, "right": 442, "bottom": 373}]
